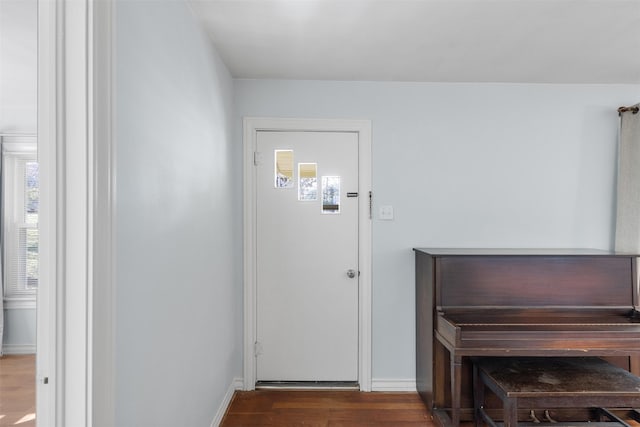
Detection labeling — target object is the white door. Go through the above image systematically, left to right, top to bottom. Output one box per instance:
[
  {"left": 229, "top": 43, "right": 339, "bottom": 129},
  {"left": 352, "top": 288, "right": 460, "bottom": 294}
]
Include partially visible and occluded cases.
[{"left": 256, "top": 130, "right": 359, "bottom": 382}]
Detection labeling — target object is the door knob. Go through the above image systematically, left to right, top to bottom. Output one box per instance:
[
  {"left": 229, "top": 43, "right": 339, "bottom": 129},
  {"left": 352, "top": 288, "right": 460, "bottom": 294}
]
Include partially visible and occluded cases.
[{"left": 346, "top": 269, "right": 357, "bottom": 278}]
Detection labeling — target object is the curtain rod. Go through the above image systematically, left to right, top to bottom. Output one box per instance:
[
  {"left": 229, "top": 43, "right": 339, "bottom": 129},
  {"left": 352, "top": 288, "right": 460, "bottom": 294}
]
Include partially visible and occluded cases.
[{"left": 618, "top": 105, "right": 639, "bottom": 116}]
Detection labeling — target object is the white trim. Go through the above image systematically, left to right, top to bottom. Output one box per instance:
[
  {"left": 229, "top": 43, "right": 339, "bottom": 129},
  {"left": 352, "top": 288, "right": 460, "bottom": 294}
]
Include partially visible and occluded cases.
[
  {"left": 36, "top": 0, "right": 59, "bottom": 424},
  {"left": 37, "top": 0, "right": 97, "bottom": 425},
  {"left": 61, "top": 0, "right": 92, "bottom": 424},
  {"left": 90, "top": 1, "right": 115, "bottom": 426},
  {"left": 243, "top": 117, "right": 372, "bottom": 392},
  {"left": 0, "top": 134, "right": 38, "bottom": 145},
  {"left": 3, "top": 298, "right": 36, "bottom": 309},
  {"left": 2, "top": 344, "right": 37, "bottom": 355},
  {"left": 210, "top": 377, "right": 243, "bottom": 427},
  {"left": 371, "top": 379, "right": 418, "bottom": 392}
]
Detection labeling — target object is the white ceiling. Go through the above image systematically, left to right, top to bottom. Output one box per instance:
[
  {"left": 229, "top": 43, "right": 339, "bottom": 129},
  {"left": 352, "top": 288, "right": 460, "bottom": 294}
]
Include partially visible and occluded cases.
[{"left": 189, "top": 0, "right": 640, "bottom": 84}]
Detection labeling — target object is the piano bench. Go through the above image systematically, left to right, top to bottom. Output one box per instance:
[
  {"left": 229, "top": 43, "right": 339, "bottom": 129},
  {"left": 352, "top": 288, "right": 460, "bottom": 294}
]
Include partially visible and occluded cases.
[{"left": 472, "top": 357, "right": 640, "bottom": 427}]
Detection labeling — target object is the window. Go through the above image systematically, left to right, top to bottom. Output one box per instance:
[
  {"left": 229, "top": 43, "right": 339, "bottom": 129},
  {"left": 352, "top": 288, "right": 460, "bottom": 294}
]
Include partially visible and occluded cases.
[
  {"left": 2, "top": 140, "right": 38, "bottom": 302},
  {"left": 274, "top": 149, "right": 294, "bottom": 188},
  {"left": 298, "top": 163, "right": 317, "bottom": 201},
  {"left": 321, "top": 176, "right": 340, "bottom": 214}
]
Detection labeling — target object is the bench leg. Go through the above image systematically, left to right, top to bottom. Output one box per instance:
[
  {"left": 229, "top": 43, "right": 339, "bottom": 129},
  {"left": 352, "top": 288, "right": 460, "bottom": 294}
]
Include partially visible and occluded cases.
[
  {"left": 451, "top": 354, "right": 462, "bottom": 427},
  {"left": 473, "top": 362, "right": 484, "bottom": 427},
  {"left": 503, "top": 398, "right": 518, "bottom": 427}
]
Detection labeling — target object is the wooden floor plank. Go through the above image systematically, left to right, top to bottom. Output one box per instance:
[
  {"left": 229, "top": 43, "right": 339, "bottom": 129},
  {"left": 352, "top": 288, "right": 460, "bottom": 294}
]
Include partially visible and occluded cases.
[
  {"left": 0, "top": 354, "right": 36, "bottom": 427},
  {"left": 2, "top": 357, "right": 437, "bottom": 427},
  {"left": 220, "top": 390, "right": 434, "bottom": 426}
]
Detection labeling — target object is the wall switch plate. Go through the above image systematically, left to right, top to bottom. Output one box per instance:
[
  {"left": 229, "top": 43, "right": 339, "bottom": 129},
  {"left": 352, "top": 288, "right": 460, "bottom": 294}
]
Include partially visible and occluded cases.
[{"left": 379, "top": 205, "right": 394, "bottom": 220}]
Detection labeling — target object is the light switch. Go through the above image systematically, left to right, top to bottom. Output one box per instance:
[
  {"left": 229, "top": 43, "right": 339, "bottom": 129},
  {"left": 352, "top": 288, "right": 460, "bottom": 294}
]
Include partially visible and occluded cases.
[{"left": 379, "top": 205, "right": 394, "bottom": 220}]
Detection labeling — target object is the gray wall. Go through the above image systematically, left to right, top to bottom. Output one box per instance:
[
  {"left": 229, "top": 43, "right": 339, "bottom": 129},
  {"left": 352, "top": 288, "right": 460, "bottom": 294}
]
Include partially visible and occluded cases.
[
  {"left": 0, "top": 0, "right": 37, "bottom": 353},
  {"left": 0, "top": 0, "right": 37, "bottom": 134},
  {"left": 115, "top": 1, "right": 242, "bottom": 425},
  {"left": 235, "top": 80, "right": 640, "bottom": 380},
  {"left": 2, "top": 308, "right": 35, "bottom": 352}
]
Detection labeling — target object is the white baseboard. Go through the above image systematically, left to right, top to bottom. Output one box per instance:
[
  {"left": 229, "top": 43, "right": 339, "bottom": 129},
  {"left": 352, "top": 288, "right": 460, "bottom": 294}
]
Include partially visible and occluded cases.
[
  {"left": 1, "top": 344, "right": 36, "bottom": 355},
  {"left": 210, "top": 377, "right": 243, "bottom": 427},
  {"left": 371, "top": 379, "right": 417, "bottom": 392}
]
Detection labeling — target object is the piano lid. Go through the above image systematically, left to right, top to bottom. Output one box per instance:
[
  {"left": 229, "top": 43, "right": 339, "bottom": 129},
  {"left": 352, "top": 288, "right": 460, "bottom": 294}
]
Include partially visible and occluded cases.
[{"left": 413, "top": 248, "right": 640, "bottom": 257}]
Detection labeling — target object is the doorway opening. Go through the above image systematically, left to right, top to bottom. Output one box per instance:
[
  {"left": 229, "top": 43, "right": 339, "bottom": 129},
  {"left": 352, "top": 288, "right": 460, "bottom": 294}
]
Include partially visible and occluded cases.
[{"left": 0, "top": 0, "right": 38, "bottom": 425}]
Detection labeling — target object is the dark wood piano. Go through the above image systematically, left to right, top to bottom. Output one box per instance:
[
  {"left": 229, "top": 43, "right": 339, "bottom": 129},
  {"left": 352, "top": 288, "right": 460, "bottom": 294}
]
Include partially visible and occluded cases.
[{"left": 414, "top": 248, "right": 640, "bottom": 427}]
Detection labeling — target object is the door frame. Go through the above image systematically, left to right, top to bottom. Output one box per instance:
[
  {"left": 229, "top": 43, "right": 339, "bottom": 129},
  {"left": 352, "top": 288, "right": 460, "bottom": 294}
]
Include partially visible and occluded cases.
[
  {"left": 37, "top": 0, "right": 115, "bottom": 425},
  {"left": 243, "top": 117, "right": 372, "bottom": 391}
]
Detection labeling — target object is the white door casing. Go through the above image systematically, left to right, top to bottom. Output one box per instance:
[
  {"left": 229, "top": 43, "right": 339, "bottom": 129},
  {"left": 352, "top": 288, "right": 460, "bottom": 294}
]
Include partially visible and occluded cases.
[
  {"left": 37, "top": 0, "right": 115, "bottom": 425},
  {"left": 243, "top": 118, "right": 372, "bottom": 390},
  {"left": 256, "top": 131, "right": 358, "bottom": 382}
]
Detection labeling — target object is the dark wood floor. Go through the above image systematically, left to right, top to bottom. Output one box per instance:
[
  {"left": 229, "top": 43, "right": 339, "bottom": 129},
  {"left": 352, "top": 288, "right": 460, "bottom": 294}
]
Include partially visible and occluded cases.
[
  {"left": 0, "top": 354, "right": 36, "bottom": 427},
  {"left": 220, "top": 390, "right": 434, "bottom": 426}
]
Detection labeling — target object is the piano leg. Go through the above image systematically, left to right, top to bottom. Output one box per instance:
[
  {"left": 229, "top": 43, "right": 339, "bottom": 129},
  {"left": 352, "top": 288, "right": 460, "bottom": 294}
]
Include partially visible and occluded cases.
[{"left": 451, "top": 354, "right": 463, "bottom": 427}]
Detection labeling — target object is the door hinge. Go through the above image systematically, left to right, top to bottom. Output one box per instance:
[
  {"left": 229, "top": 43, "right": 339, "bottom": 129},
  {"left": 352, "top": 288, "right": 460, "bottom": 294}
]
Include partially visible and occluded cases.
[
  {"left": 254, "top": 151, "right": 263, "bottom": 166},
  {"left": 368, "top": 191, "right": 373, "bottom": 219},
  {"left": 254, "top": 341, "right": 263, "bottom": 357}
]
